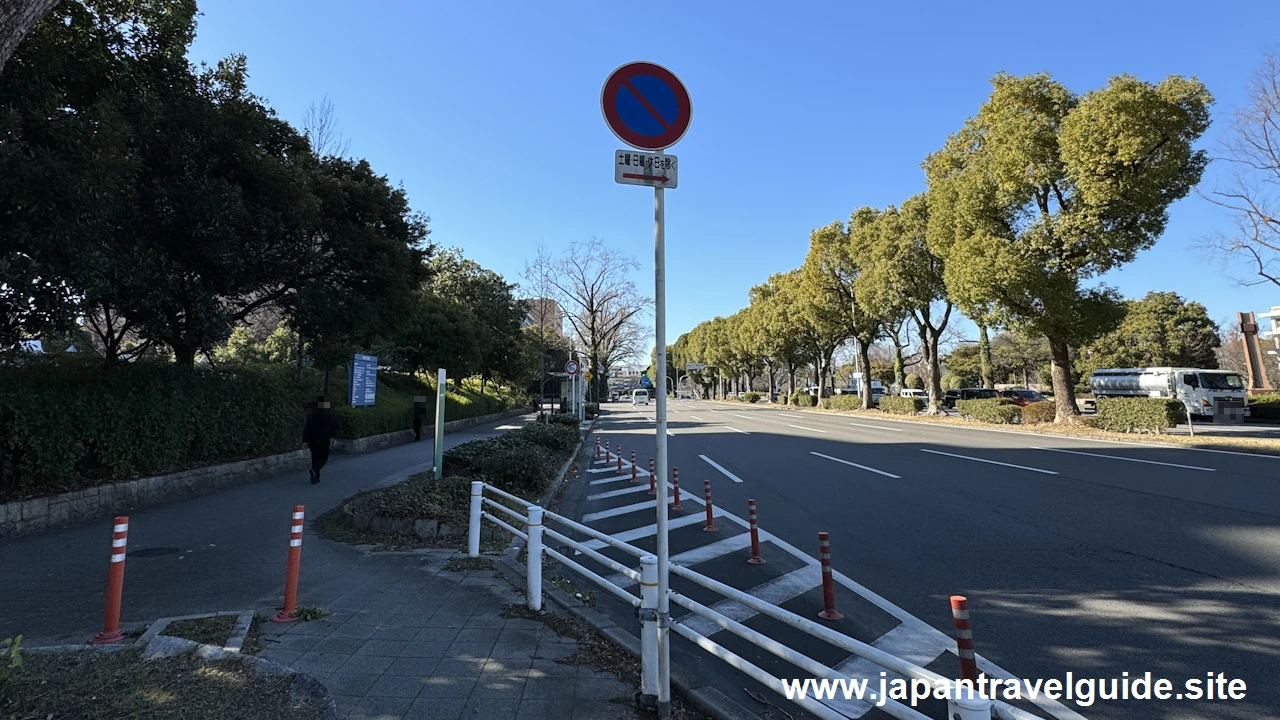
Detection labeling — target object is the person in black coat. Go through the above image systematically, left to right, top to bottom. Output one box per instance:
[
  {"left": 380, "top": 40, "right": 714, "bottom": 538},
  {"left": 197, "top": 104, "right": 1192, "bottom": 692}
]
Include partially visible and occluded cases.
[
  {"left": 302, "top": 396, "right": 337, "bottom": 484},
  {"left": 412, "top": 396, "right": 427, "bottom": 442}
]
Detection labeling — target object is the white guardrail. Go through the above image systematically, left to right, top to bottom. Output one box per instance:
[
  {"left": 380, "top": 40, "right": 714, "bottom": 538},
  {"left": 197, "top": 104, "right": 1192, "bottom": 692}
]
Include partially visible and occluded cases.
[{"left": 468, "top": 481, "right": 1045, "bottom": 720}]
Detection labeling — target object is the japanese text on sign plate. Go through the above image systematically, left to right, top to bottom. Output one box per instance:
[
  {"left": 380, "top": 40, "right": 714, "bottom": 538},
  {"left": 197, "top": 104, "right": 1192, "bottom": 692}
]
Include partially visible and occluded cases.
[{"left": 618, "top": 153, "right": 674, "bottom": 171}]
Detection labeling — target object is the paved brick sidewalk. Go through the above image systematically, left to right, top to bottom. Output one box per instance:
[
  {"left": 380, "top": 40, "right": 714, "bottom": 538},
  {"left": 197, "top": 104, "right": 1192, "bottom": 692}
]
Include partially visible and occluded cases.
[{"left": 258, "top": 549, "right": 637, "bottom": 720}]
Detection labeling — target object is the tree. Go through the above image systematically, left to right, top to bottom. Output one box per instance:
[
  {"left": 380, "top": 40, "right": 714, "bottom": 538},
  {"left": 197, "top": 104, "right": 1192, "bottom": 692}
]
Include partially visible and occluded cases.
[
  {"left": 0, "top": 0, "right": 59, "bottom": 75},
  {"left": 1203, "top": 50, "right": 1280, "bottom": 290},
  {"left": 925, "top": 72, "right": 1212, "bottom": 422},
  {"left": 302, "top": 95, "right": 351, "bottom": 159},
  {"left": 853, "top": 193, "right": 954, "bottom": 413},
  {"left": 552, "top": 238, "right": 651, "bottom": 402},
  {"left": 522, "top": 241, "right": 562, "bottom": 410},
  {"left": 429, "top": 249, "right": 524, "bottom": 393},
  {"left": 1076, "top": 291, "right": 1220, "bottom": 376},
  {"left": 991, "top": 331, "right": 1051, "bottom": 388},
  {"left": 942, "top": 345, "right": 982, "bottom": 388},
  {"left": 904, "top": 372, "right": 923, "bottom": 390}
]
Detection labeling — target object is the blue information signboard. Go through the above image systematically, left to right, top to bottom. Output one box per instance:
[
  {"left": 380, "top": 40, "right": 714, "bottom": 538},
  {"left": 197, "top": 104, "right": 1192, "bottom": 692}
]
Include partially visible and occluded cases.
[{"left": 349, "top": 354, "right": 378, "bottom": 407}]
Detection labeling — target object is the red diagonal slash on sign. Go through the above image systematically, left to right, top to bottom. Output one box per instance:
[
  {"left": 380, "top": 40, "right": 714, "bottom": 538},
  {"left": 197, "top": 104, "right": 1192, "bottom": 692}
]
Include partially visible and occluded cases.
[
  {"left": 621, "top": 79, "right": 673, "bottom": 131},
  {"left": 622, "top": 173, "right": 670, "bottom": 183}
]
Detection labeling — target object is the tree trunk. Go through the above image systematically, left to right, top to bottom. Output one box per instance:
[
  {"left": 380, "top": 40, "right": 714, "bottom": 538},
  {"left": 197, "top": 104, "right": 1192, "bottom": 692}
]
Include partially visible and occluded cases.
[
  {"left": 0, "top": 0, "right": 60, "bottom": 75},
  {"left": 979, "top": 324, "right": 994, "bottom": 389},
  {"left": 923, "top": 325, "right": 945, "bottom": 415},
  {"left": 1048, "top": 335, "right": 1080, "bottom": 422},
  {"left": 859, "top": 340, "right": 873, "bottom": 410},
  {"left": 893, "top": 341, "right": 905, "bottom": 393},
  {"left": 174, "top": 344, "right": 197, "bottom": 367},
  {"left": 787, "top": 363, "right": 796, "bottom": 396},
  {"left": 766, "top": 364, "right": 775, "bottom": 400}
]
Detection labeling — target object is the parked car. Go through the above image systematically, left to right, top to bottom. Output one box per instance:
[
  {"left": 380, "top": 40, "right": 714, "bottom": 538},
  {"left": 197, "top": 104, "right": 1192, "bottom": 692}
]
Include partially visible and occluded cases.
[
  {"left": 942, "top": 387, "right": 999, "bottom": 409},
  {"left": 899, "top": 388, "right": 926, "bottom": 400},
  {"left": 1000, "top": 388, "right": 1047, "bottom": 406}
]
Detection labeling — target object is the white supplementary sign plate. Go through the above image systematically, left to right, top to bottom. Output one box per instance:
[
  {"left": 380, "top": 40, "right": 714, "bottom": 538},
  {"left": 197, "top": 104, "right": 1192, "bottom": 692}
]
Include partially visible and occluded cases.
[{"left": 615, "top": 150, "right": 677, "bottom": 189}]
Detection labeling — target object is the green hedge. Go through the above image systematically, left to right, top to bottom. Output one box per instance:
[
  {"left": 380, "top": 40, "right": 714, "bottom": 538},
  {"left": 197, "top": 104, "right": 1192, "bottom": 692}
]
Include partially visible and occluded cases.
[
  {"left": 0, "top": 362, "right": 303, "bottom": 500},
  {"left": 333, "top": 372, "right": 518, "bottom": 440},
  {"left": 791, "top": 391, "right": 816, "bottom": 407},
  {"left": 741, "top": 392, "right": 760, "bottom": 403},
  {"left": 778, "top": 393, "right": 789, "bottom": 405},
  {"left": 824, "top": 394, "right": 863, "bottom": 411},
  {"left": 1249, "top": 394, "right": 1280, "bottom": 420},
  {"left": 878, "top": 396, "right": 924, "bottom": 415},
  {"left": 1095, "top": 397, "right": 1185, "bottom": 434},
  {"left": 955, "top": 398, "right": 1021, "bottom": 424},
  {"left": 1020, "top": 401, "right": 1056, "bottom": 424},
  {"left": 441, "top": 419, "right": 579, "bottom": 496}
]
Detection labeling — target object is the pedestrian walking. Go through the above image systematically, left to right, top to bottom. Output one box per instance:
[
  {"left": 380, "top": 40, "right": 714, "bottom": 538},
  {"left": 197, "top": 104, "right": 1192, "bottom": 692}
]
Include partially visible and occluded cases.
[
  {"left": 412, "top": 395, "right": 427, "bottom": 442},
  {"left": 302, "top": 396, "right": 336, "bottom": 484}
]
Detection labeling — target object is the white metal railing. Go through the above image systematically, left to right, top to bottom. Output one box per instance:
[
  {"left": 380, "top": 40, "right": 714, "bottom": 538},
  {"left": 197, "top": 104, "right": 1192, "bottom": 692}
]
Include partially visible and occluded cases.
[{"left": 468, "top": 480, "right": 1040, "bottom": 720}]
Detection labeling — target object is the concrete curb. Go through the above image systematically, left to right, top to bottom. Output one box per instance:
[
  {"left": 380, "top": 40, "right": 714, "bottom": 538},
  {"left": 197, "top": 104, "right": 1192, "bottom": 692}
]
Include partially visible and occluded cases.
[{"left": 136, "top": 610, "right": 255, "bottom": 653}]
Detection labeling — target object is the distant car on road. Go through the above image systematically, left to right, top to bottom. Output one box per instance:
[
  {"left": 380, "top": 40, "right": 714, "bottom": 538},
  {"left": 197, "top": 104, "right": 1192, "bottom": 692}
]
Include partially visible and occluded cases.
[
  {"left": 900, "top": 388, "right": 926, "bottom": 400},
  {"left": 1000, "top": 388, "right": 1047, "bottom": 406},
  {"left": 631, "top": 389, "right": 650, "bottom": 406}
]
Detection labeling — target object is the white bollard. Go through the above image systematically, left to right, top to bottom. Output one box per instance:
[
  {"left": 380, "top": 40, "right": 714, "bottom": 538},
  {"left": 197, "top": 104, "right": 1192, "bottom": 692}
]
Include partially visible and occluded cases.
[
  {"left": 468, "top": 482, "right": 483, "bottom": 558},
  {"left": 526, "top": 506, "right": 544, "bottom": 612},
  {"left": 639, "top": 554, "right": 659, "bottom": 706},
  {"left": 947, "top": 693, "right": 994, "bottom": 720}
]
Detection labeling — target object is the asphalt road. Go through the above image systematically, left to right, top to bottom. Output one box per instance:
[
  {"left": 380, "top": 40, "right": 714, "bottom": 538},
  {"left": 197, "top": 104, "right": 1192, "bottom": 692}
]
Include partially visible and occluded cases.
[{"left": 558, "top": 400, "right": 1280, "bottom": 720}]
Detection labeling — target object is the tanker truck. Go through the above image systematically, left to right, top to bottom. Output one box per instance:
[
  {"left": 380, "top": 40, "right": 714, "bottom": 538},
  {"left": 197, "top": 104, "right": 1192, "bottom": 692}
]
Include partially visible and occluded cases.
[{"left": 1088, "top": 367, "right": 1249, "bottom": 422}]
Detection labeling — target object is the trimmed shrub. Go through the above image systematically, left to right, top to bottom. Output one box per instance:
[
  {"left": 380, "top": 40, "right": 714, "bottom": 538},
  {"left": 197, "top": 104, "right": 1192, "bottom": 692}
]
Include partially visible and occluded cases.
[
  {"left": 904, "top": 373, "right": 923, "bottom": 390},
  {"left": 791, "top": 391, "right": 816, "bottom": 407},
  {"left": 741, "top": 392, "right": 760, "bottom": 403},
  {"left": 778, "top": 393, "right": 789, "bottom": 405},
  {"left": 1248, "top": 394, "right": 1280, "bottom": 421},
  {"left": 824, "top": 395, "right": 863, "bottom": 411},
  {"left": 878, "top": 396, "right": 924, "bottom": 415},
  {"left": 955, "top": 398, "right": 1021, "bottom": 424},
  {"left": 1095, "top": 398, "right": 1185, "bottom": 434},
  {"left": 1020, "top": 401, "right": 1056, "bottom": 425},
  {"left": 547, "top": 414, "right": 579, "bottom": 427},
  {"left": 512, "top": 422, "right": 579, "bottom": 453},
  {"left": 441, "top": 435, "right": 556, "bottom": 495},
  {"left": 346, "top": 473, "right": 474, "bottom": 526}
]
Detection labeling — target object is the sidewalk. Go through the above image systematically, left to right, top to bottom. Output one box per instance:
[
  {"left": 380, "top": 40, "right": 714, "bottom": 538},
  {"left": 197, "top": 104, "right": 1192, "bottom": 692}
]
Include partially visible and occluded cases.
[
  {"left": 1, "top": 412, "right": 535, "bottom": 643},
  {"left": 257, "top": 550, "right": 637, "bottom": 720}
]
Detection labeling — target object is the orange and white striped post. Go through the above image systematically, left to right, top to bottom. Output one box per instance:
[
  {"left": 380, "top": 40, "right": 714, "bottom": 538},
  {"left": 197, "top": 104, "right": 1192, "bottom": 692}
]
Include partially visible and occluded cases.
[
  {"left": 595, "top": 438, "right": 601, "bottom": 459},
  {"left": 606, "top": 441, "right": 612, "bottom": 463},
  {"left": 617, "top": 448, "right": 623, "bottom": 472},
  {"left": 631, "top": 450, "right": 637, "bottom": 482},
  {"left": 671, "top": 467, "right": 682, "bottom": 510},
  {"left": 702, "top": 479, "right": 716, "bottom": 532},
  {"left": 747, "top": 500, "right": 765, "bottom": 564},
  {"left": 271, "top": 505, "right": 306, "bottom": 623},
  {"left": 89, "top": 516, "right": 129, "bottom": 644},
  {"left": 817, "top": 532, "right": 843, "bottom": 620},
  {"left": 951, "top": 596, "right": 979, "bottom": 683}
]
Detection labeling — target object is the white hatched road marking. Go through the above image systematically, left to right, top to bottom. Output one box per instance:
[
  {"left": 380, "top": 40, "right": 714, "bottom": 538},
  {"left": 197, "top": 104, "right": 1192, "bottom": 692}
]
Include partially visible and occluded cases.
[
  {"left": 786, "top": 423, "right": 826, "bottom": 433},
  {"left": 724, "top": 426, "right": 750, "bottom": 435},
  {"left": 1031, "top": 446, "right": 1216, "bottom": 471},
  {"left": 920, "top": 448, "right": 1058, "bottom": 475},
  {"left": 809, "top": 451, "right": 900, "bottom": 479},
  {"left": 699, "top": 455, "right": 744, "bottom": 483},
  {"left": 588, "top": 474, "right": 644, "bottom": 486},
  {"left": 587, "top": 484, "right": 652, "bottom": 501},
  {"left": 606, "top": 533, "right": 757, "bottom": 588},
  {"left": 678, "top": 567, "right": 818, "bottom": 637}
]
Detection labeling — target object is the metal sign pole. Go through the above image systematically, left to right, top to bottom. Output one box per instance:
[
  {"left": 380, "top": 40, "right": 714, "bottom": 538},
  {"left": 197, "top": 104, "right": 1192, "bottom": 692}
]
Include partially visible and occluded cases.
[
  {"left": 653, "top": 150, "right": 671, "bottom": 716},
  {"left": 434, "top": 368, "right": 446, "bottom": 479}
]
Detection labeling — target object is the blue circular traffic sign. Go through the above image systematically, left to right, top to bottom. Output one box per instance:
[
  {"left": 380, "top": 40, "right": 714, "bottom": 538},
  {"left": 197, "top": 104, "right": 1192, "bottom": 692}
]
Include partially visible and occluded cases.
[{"left": 601, "top": 62, "right": 691, "bottom": 151}]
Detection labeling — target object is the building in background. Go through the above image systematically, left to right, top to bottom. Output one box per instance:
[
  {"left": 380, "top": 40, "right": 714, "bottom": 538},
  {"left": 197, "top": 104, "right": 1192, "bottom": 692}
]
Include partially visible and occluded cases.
[{"left": 521, "top": 297, "right": 566, "bottom": 338}]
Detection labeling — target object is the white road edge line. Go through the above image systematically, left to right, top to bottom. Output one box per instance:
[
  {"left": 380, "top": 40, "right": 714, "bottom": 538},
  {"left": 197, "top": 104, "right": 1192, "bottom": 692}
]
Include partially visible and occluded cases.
[
  {"left": 848, "top": 422, "right": 903, "bottom": 432},
  {"left": 786, "top": 423, "right": 827, "bottom": 433},
  {"left": 724, "top": 426, "right": 750, "bottom": 435},
  {"left": 1031, "top": 446, "right": 1216, "bottom": 471},
  {"left": 920, "top": 448, "right": 1058, "bottom": 475},
  {"left": 809, "top": 451, "right": 900, "bottom": 479},
  {"left": 699, "top": 454, "right": 744, "bottom": 483}
]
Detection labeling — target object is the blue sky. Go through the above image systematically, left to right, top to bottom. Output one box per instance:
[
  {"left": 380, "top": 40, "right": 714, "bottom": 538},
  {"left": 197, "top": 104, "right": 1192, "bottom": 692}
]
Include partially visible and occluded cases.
[{"left": 189, "top": 1, "right": 1280, "bottom": 356}]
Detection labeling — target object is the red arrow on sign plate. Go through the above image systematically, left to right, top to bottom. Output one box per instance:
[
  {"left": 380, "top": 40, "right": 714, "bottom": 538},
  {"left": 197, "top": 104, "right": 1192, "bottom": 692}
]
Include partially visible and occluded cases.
[{"left": 622, "top": 172, "right": 670, "bottom": 183}]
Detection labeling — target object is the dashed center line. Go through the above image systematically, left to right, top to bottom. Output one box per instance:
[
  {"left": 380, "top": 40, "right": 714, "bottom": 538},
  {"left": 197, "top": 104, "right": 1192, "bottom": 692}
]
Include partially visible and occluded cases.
[
  {"left": 690, "top": 415, "right": 706, "bottom": 421},
  {"left": 849, "top": 422, "right": 903, "bottom": 432},
  {"left": 786, "top": 424, "right": 827, "bottom": 433},
  {"left": 1031, "top": 446, "right": 1216, "bottom": 471},
  {"left": 920, "top": 448, "right": 1058, "bottom": 475}
]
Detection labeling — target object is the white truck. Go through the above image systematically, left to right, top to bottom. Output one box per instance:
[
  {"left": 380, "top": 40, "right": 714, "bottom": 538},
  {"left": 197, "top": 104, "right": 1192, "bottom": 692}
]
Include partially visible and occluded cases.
[{"left": 1089, "top": 367, "right": 1249, "bottom": 422}]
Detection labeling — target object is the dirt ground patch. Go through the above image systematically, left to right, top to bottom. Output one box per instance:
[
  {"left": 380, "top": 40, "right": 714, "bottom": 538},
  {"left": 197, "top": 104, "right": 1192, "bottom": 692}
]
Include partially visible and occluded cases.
[
  {"left": 161, "top": 615, "right": 237, "bottom": 647},
  {"left": 0, "top": 648, "right": 326, "bottom": 720}
]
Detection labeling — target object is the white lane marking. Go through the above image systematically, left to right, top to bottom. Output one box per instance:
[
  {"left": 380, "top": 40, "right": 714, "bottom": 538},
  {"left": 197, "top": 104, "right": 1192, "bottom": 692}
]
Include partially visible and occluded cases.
[
  {"left": 733, "top": 413, "right": 755, "bottom": 420},
  {"left": 690, "top": 415, "right": 706, "bottom": 421},
  {"left": 848, "top": 422, "right": 903, "bottom": 432},
  {"left": 785, "top": 423, "right": 827, "bottom": 433},
  {"left": 724, "top": 426, "right": 751, "bottom": 435},
  {"left": 667, "top": 429, "right": 676, "bottom": 437},
  {"left": 1031, "top": 446, "right": 1216, "bottom": 471},
  {"left": 920, "top": 448, "right": 1058, "bottom": 475},
  {"left": 809, "top": 451, "right": 900, "bottom": 479},
  {"left": 699, "top": 455, "right": 744, "bottom": 483},
  {"left": 588, "top": 474, "right": 642, "bottom": 486},
  {"left": 587, "top": 484, "right": 652, "bottom": 501},
  {"left": 582, "top": 498, "right": 666, "bottom": 522},
  {"left": 579, "top": 513, "right": 711, "bottom": 550},
  {"left": 608, "top": 533, "right": 757, "bottom": 588},
  {"left": 679, "top": 567, "right": 819, "bottom": 637}
]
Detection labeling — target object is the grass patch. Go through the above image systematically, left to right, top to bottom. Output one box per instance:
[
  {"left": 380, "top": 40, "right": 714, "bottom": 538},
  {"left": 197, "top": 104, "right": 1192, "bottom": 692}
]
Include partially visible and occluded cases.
[
  {"left": 782, "top": 403, "right": 1280, "bottom": 456},
  {"left": 312, "top": 502, "right": 464, "bottom": 551},
  {"left": 444, "top": 556, "right": 494, "bottom": 572},
  {"left": 547, "top": 576, "right": 596, "bottom": 608},
  {"left": 291, "top": 607, "right": 328, "bottom": 622},
  {"left": 242, "top": 615, "right": 268, "bottom": 656},
  {"left": 161, "top": 616, "right": 237, "bottom": 647},
  {"left": 0, "top": 648, "right": 326, "bottom": 720}
]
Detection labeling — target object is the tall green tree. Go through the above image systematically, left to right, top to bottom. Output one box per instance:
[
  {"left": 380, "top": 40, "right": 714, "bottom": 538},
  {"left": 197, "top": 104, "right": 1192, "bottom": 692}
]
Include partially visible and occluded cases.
[
  {"left": 925, "top": 72, "right": 1212, "bottom": 421},
  {"left": 428, "top": 249, "right": 524, "bottom": 393},
  {"left": 1076, "top": 291, "right": 1220, "bottom": 376}
]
